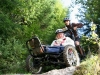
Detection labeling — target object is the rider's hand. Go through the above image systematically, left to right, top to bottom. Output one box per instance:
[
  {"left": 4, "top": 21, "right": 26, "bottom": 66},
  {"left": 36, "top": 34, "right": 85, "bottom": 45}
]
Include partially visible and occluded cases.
[
  {"left": 62, "top": 27, "right": 68, "bottom": 31},
  {"left": 40, "top": 46, "right": 44, "bottom": 53}
]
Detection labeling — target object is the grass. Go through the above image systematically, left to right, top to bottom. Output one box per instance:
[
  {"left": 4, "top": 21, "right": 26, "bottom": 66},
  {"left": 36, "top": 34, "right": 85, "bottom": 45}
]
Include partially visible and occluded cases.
[{"left": 73, "top": 55, "right": 100, "bottom": 75}]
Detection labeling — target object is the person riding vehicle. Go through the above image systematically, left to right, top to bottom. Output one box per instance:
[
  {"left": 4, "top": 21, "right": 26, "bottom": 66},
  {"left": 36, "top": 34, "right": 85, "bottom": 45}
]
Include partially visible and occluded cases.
[
  {"left": 62, "top": 17, "right": 84, "bottom": 59},
  {"left": 40, "top": 29, "right": 75, "bottom": 53},
  {"left": 51, "top": 29, "right": 75, "bottom": 47}
]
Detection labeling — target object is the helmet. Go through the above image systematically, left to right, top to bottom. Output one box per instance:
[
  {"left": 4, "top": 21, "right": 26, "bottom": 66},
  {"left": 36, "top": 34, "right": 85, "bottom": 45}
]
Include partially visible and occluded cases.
[
  {"left": 63, "top": 17, "right": 70, "bottom": 22},
  {"left": 55, "top": 29, "right": 64, "bottom": 34}
]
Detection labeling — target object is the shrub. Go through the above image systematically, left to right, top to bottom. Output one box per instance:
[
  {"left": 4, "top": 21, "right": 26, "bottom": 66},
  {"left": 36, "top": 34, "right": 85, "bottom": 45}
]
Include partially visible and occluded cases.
[{"left": 0, "top": 37, "right": 28, "bottom": 73}]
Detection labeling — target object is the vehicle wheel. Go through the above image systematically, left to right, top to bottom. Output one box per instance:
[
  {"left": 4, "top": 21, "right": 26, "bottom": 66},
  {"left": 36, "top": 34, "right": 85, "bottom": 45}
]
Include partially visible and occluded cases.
[
  {"left": 63, "top": 45, "right": 80, "bottom": 67},
  {"left": 26, "top": 55, "right": 42, "bottom": 74}
]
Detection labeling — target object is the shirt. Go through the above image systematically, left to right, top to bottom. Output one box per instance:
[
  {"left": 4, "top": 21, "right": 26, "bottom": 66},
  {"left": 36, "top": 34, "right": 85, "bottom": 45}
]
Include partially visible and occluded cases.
[{"left": 51, "top": 37, "right": 75, "bottom": 47}]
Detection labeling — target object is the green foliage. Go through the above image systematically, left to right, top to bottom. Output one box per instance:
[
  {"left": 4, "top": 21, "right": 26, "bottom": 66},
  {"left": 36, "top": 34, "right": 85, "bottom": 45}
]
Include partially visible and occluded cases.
[
  {"left": 0, "top": 0, "right": 69, "bottom": 74},
  {"left": 0, "top": 0, "right": 19, "bottom": 13},
  {"left": 17, "top": 0, "right": 68, "bottom": 44},
  {"left": 75, "top": 0, "right": 100, "bottom": 37},
  {"left": 75, "top": 0, "right": 100, "bottom": 22},
  {"left": 0, "top": 13, "right": 24, "bottom": 40},
  {"left": 0, "top": 13, "right": 13, "bottom": 38},
  {"left": 80, "top": 22, "right": 99, "bottom": 54},
  {"left": 91, "top": 23, "right": 98, "bottom": 38},
  {"left": 80, "top": 36, "right": 100, "bottom": 54},
  {"left": 0, "top": 37, "right": 27, "bottom": 73},
  {"left": 73, "top": 55, "right": 100, "bottom": 75}
]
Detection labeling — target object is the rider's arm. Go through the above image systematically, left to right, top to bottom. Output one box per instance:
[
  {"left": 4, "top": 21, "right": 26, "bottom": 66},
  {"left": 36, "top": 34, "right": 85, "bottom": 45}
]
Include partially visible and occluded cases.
[
  {"left": 51, "top": 40, "right": 57, "bottom": 46},
  {"left": 51, "top": 40, "right": 60, "bottom": 46}
]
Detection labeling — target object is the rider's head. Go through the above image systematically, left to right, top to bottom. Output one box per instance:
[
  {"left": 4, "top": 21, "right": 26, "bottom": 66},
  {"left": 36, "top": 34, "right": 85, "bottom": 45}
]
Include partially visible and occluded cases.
[
  {"left": 63, "top": 17, "right": 70, "bottom": 26},
  {"left": 55, "top": 29, "right": 65, "bottom": 39}
]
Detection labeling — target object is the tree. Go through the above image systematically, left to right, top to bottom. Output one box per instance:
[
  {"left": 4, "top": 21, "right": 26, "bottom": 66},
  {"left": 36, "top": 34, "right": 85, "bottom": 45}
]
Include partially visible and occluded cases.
[
  {"left": 0, "top": 0, "right": 69, "bottom": 73},
  {"left": 74, "top": 0, "right": 100, "bottom": 37}
]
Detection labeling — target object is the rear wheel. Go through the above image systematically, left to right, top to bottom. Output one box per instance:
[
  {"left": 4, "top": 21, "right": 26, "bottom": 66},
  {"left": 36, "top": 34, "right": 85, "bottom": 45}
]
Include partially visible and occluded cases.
[
  {"left": 63, "top": 45, "right": 80, "bottom": 67},
  {"left": 26, "top": 55, "right": 42, "bottom": 74}
]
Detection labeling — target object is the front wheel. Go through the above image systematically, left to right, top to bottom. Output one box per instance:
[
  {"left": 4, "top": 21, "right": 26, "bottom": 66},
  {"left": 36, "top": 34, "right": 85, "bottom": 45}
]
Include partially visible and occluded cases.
[
  {"left": 63, "top": 45, "right": 80, "bottom": 67},
  {"left": 26, "top": 55, "right": 42, "bottom": 74}
]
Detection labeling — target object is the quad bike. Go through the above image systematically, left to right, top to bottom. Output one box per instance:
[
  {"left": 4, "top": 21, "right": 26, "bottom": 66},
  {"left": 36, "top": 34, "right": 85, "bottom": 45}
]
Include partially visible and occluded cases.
[{"left": 25, "top": 36, "right": 80, "bottom": 74}]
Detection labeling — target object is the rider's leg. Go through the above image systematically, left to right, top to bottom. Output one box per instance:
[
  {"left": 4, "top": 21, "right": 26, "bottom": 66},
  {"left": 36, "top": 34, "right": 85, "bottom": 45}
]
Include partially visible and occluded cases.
[
  {"left": 75, "top": 41, "right": 84, "bottom": 55},
  {"left": 76, "top": 45, "right": 84, "bottom": 55}
]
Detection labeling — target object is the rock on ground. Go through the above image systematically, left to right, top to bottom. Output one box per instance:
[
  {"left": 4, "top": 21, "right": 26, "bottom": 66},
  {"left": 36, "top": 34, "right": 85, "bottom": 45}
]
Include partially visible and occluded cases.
[{"left": 38, "top": 66, "right": 76, "bottom": 75}]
